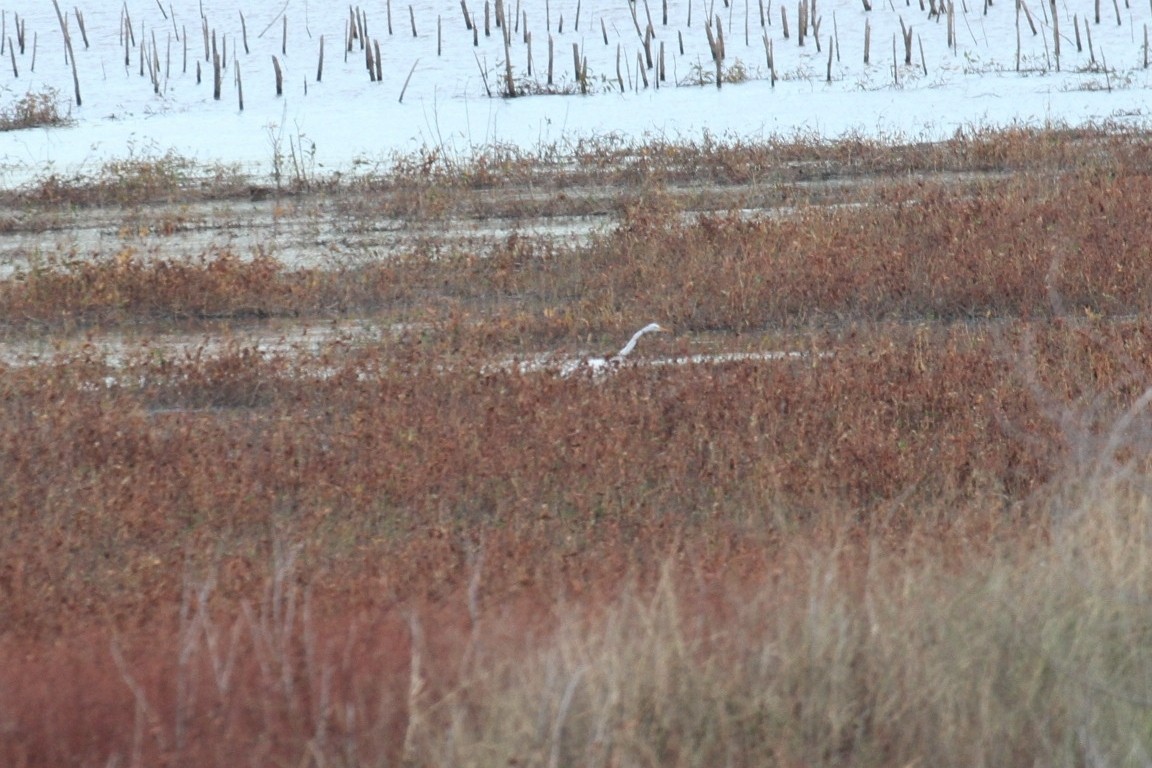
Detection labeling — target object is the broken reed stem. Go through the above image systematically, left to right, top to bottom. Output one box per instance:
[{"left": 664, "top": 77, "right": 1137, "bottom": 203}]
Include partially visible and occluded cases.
[
  {"left": 51, "top": 0, "right": 82, "bottom": 105},
  {"left": 629, "top": 0, "right": 643, "bottom": 36},
  {"left": 1016, "top": 0, "right": 1022, "bottom": 69},
  {"left": 1020, "top": 0, "right": 1037, "bottom": 34},
  {"left": 124, "top": 3, "right": 136, "bottom": 46},
  {"left": 410, "top": 5, "right": 417, "bottom": 36},
  {"left": 74, "top": 8, "right": 89, "bottom": 49},
  {"left": 833, "top": 9, "right": 841, "bottom": 60},
  {"left": 240, "top": 10, "right": 249, "bottom": 53},
  {"left": 504, "top": 23, "right": 516, "bottom": 94},
  {"left": 151, "top": 29, "right": 160, "bottom": 91},
  {"left": 892, "top": 32, "right": 898, "bottom": 84},
  {"left": 317, "top": 34, "right": 324, "bottom": 81},
  {"left": 616, "top": 42, "right": 624, "bottom": 90},
  {"left": 212, "top": 50, "right": 221, "bottom": 98},
  {"left": 474, "top": 50, "right": 491, "bottom": 95},
  {"left": 272, "top": 54, "right": 283, "bottom": 94},
  {"left": 235, "top": 56, "right": 243, "bottom": 110},
  {"left": 399, "top": 57, "right": 418, "bottom": 101}
]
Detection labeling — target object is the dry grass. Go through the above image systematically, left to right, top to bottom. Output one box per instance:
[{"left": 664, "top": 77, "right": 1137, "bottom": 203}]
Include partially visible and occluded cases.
[
  {"left": 0, "top": 89, "right": 71, "bottom": 132},
  {"left": 5, "top": 121, "right": 1151, "bottom": 217},
  {"left": 3, "top": 126, "right": 1152, "bottom": 766},
  {"left": 7, "top": 150, "right": 249, "bottom": 208},
  {"left": 5, "top": 159, "right": 1152, "bottom": 337},
  {"left": 420, "top": 481, "right": 1152, "bottom": 768}
]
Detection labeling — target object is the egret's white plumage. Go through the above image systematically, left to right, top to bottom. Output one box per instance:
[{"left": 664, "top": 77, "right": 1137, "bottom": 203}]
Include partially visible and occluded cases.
[
  {"left": 559, "top": 322, "right": 668, "bottom": 376},
  {"left": 613, "top": 323, "right": 667, "bottom": 359},
  {"left": 499, "top": 324, "right": 828, "bottom": 377}
]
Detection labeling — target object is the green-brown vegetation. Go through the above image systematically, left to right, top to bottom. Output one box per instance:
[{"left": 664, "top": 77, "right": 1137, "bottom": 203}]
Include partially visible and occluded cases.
[{"left": 4, "top": 126, "right": 1152, "bottom": 766}]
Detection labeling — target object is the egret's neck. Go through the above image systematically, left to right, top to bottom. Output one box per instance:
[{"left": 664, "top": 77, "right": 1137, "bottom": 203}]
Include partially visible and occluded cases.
[{"left": 615, "top": 328, "right": 648, "bottom": 358}]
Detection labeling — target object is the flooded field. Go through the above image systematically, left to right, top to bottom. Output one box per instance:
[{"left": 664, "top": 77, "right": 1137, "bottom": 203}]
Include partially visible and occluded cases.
[{"left": 0, "top": 157, "right": 1019, "bottom": 373}]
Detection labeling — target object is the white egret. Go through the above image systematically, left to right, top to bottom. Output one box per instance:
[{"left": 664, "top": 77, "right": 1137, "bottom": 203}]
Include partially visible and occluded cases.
[
  {"left": 563, "top": 322, "right": 669, "bottom": 376},
  {"left": 613, "top": 323, "right": 668, "bottom": 358},
  {"left": 498, "top": 325, "right": 831, "bottom": 376}
]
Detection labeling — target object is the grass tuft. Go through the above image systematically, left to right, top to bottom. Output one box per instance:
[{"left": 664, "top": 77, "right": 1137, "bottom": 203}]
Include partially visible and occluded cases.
[{"left": 0, "top": 88, "right": 70, "bottom": 132}]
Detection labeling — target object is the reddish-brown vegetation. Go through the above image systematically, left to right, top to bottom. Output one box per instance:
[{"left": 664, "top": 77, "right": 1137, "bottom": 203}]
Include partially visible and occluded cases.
[{"left": 3, "top": 128, "right": 1152, "bottom": 766}]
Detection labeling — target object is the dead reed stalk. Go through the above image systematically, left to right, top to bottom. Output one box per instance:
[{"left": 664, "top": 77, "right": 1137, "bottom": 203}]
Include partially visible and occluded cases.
[
  {"left": 51, "top": 0, "right": 82, "bottom": 105},
  {"left": 272, "top": 54, "right": 283, "bottom": 95}
]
